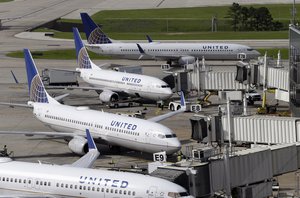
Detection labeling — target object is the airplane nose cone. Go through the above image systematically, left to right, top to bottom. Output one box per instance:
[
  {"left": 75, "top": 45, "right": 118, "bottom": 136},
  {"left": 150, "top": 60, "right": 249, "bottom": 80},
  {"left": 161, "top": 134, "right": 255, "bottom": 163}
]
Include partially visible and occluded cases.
[
  {"left": 252, "top": 49, "right": 261, "bottom": 58},
  {"left": 161, "top": 89, "right": 173, "bottom": 100},
  {"left": 166, "top": 139, "right": 181, "bottom": 154}
]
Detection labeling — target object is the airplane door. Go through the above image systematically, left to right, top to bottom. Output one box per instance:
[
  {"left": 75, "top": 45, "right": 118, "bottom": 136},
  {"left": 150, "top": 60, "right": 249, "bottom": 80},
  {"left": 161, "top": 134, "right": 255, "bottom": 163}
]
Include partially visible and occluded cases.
[{"left": 148, "top": 186, "right": 158, "bottom": 198}]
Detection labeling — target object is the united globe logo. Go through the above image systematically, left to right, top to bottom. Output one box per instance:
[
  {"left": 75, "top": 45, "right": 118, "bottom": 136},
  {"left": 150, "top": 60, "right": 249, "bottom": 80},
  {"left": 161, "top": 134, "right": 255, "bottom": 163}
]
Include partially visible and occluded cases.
[
  {"left": 88, "top": 28, "right": 111, "bottom": 44},
  {"left": 78, "top": 48, "right": 91, "bottom": 69},
  {"left": 30, "top": 75, "right": 48, "bottom": 103}
]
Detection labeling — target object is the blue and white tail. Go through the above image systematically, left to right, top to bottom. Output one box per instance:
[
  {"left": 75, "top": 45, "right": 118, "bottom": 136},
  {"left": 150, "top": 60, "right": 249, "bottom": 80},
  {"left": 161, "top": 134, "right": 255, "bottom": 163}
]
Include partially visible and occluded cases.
[
  {"left": 80, "top": 13, "right": 112, "bottom": 44},
  {"left": 73, "top": 27, "right": 98, "bottom": 70},
  {"left": 24, "top": 49, "right": 59, "bottom": 104}
]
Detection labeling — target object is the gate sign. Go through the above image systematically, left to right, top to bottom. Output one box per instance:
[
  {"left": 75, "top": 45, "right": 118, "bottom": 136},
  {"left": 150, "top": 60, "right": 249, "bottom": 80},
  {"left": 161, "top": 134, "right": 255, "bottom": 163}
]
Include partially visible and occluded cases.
[{"left": 153, "top": 151, "right": 167, "bottom": 162}]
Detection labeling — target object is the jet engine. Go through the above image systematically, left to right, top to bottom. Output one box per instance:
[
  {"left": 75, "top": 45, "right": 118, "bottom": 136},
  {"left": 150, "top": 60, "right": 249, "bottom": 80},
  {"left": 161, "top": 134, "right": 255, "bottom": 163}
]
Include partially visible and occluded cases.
[
  {"left": 178, "top": 56, "right": 196, "bottom": 65},
  {"left": 99, "top": 90, "right": 119, "bottom": 102},
  {"left": 68, "top": 136, "right": 88, "bottom": 155}
]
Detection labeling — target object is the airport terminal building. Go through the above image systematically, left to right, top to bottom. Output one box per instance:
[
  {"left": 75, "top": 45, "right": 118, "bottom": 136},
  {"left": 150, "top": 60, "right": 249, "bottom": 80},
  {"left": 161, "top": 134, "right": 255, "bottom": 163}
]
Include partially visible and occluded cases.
[{"left": 290, "top": 25, "right": 300, "bottom": 117}]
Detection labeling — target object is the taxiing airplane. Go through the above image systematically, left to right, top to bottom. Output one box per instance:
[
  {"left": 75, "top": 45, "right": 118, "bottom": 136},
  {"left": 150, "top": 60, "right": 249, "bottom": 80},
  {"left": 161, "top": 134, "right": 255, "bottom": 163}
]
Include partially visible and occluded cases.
[
  {"left": 80, "top": 13, "right": 260, "bottom": 65},
  {"left": 73, "top": 27, "right": 173, "bottom": 103},
  {"left": 0, "top": 49, "right": 185, "bottom": 155},
  {"left": 0, "top": 130, "right": 193, "bottom": 197}
]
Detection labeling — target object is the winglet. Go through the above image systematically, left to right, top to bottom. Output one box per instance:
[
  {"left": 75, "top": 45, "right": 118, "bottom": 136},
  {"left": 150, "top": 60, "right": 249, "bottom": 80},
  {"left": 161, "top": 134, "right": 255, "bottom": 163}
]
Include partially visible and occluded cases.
[
  {"left": 80, "top": 13, "right": 112, "bottom": 44},
  {"left": 146, "top": 35, "right": 153, "bottom": 43},
  {"left": 136, "top": 44, "right": 145, "bottom": 60},
  {"left": 137, "top": 44, "right": 145, "bottom": 54},
  {"left": 10, "top": 70, "right": 19, "bottom": 84},
  {"left": 180, "top": 91, "right": 186, "bottom": 111},
  {"left": 70, "top": 129, "right": 99, "bottom": 168},
  {"left": 86, "top": 129, "right": 96, "bottom": 150}
]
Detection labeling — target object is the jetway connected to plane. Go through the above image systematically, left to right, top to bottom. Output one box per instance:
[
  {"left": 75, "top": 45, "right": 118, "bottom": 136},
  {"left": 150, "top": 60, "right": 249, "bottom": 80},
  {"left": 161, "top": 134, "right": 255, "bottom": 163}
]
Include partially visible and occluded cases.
[
  {"left": 172, "top": 57, "right": 289, "bottom": 97},
  {"left": 150, "top": 143, "right": 300, "bottom": 198}
]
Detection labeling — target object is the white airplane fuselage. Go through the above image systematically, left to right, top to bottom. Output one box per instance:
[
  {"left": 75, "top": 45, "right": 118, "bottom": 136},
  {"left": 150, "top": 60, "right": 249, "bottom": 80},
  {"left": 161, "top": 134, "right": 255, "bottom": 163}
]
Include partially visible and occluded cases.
[
  {"left": 86, "top": 42, "right": 260, "bottom": 61},
  {"left": 78, "top": 68, "right": 172, "bottom": 101},
  {"left": 32, "top": 103, "right": 181, "bottom": 154},
  {"left": 0, "top": 158, "right": 192, "bottom": 197}
]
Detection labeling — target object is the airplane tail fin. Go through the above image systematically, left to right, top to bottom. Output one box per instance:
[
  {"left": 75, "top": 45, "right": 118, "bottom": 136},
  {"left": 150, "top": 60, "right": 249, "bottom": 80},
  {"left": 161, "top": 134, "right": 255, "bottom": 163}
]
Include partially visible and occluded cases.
[
  {"left": 80, "top": 13, "right": 112, "bottom": 44},
  {"left": 73, "top": 27, "right": 98, "bottom": 70},
  {"left": 24, "top": 49, "right": 59, "bottom": 104}
]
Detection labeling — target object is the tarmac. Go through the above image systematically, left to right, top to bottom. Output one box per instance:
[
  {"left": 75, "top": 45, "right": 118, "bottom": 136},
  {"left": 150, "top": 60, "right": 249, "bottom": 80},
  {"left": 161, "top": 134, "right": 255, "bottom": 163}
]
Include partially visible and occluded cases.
[{"left": 0, "top": 0, "right": 297, "bottom": 197}]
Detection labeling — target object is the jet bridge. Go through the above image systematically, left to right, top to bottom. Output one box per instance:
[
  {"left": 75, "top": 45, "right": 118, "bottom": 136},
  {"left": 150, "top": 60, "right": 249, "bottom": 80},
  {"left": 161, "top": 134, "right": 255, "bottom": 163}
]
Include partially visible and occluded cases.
[{"left": 150, "top": 143, "right": 300, "bottom": 198}]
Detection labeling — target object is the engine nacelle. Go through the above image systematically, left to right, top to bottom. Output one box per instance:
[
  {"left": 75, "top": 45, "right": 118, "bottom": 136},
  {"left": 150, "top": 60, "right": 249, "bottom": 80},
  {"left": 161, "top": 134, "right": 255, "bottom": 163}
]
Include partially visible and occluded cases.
[
  {"left": 178, "top": 56, "right": 196, "bottom": 65},
  {"left": 99, "top": 90, "right": 119, "bottom": 102},
  {"left": 68, "top": 136, "right": 88, "bottom": 155}
]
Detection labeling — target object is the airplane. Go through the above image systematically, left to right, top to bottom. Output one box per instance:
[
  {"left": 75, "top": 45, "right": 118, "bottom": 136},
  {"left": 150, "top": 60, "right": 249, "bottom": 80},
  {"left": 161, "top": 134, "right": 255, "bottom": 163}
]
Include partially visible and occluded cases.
[
  {"left": 80, "top": 13, "right": 260, "bottom": 66},
  {"left": 72, "top": 27, "right": 173, "bottom": 103},
  {"left": 0, "top": 48, "right": 185, "bottom": 155},
  {"left": 0, "top": 129, "right": 193, "bottom": 197}
]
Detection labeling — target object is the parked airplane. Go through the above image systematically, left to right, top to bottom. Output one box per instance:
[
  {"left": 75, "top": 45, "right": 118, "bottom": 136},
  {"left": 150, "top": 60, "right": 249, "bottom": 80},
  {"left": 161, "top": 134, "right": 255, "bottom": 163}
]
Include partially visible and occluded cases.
[
  {"left": 80, "top": 13, "right": 260, "bottom": 65},
  {"left": 73, "top": 27, "right": 173, "bottom": 103},
  {"left": 0, "top": 49, "right": 185, "bottom": 155},
  {"left": 0, "top": 130, "right": 193, "bottom": 197}
]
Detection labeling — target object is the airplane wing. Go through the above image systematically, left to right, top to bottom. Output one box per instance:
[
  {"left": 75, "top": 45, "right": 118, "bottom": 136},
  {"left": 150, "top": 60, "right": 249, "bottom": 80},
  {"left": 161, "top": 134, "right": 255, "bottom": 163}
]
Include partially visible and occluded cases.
[
  {"left": 136, "top": 44, "right": 180, "bottom": 60},
  {"left": 147, "top": 91, "right": 186, "bottom": 122},
  {"left": 0, "top": 93, "right": 69, "bottom": 107},
  {"left": 0, "top": 102, "right": 32, "bottom": 108},
  {"left": 70, "top": 129, "right": 100, "bottom": 168},
  {"left": 0, "top": 130, "right": 99, "bottom": 168},
  {"left": 0, "top": 131, "right": 76, "bottom": 137},
  {"left": 0, "top": 189, "right": 74, "bottom": 197}
]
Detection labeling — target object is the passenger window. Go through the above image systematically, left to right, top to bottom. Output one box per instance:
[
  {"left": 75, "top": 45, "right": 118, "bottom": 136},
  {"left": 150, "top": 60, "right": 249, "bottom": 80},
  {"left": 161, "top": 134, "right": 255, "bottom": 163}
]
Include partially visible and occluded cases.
[
  {"left": 56, "top": 183, "right": 59, "bottom": 187},
  {"left": 70, "top": 184, "right": 73, "bottom": 189}
]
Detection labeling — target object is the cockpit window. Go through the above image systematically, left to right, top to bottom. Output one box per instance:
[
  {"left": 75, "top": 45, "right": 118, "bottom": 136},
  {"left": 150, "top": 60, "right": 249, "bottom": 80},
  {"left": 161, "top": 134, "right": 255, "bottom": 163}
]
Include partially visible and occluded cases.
[
  {"left": 247, "top": 48, "right": 254, "bottom": 51},
  {"left": 161, "top": 85, "right": 170, "bottom": 88},
  {"left": 166, "top": 134, "right": 177, "bottom": 138},
  {"left": 168, "top": 192, "right": 190, "bottom": 197},
  {"left": 179, "top": 192, "right": 190, "bottom": 196}
]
